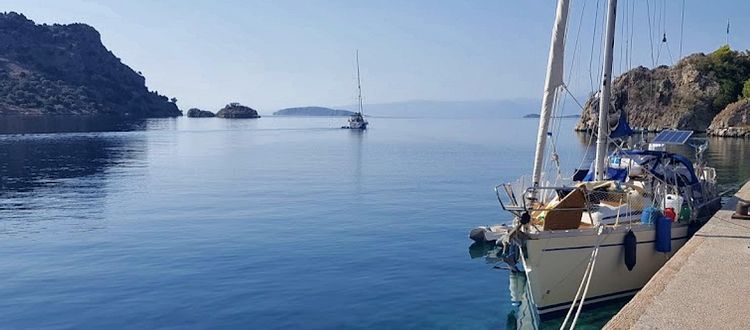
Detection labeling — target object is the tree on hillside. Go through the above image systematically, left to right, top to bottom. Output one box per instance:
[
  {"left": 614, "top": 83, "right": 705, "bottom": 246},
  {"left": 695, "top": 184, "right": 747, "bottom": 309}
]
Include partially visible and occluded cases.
[{"left": 695, "top": 45, "right": 750, "bottom": 110}]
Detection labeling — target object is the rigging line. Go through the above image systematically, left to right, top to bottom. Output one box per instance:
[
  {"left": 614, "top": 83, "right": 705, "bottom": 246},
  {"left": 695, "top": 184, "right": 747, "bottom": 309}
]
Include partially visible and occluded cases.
[
  {"left": 552, "top": 0, "right": 577, "bottom": 141},
  {"left": 565, "top": 0, "right": 587, "bottom": 91},
  {"left": 588, "top": 0, "right": 602, "bottom": 91},
  {"left": 618, "top": 0, "right": 626, "bottom": 75},
  {"left": 620, "top": 0, "right": 630, "bottom": 72},
  {"left": 628, "top": 0, "right": 636, "bottom": 70},
  {"left": 646, "top": 0, "right": 655, "bottom": 67},
  {"left": 654, "top": 0, "right": 665, "bottom": 65},
  {"left": 679, "top": 0, "right": 685, "bottom": 58},
  {"left": 596, "top": 2, "right": 606, "bottom": 88},
  {"left": 666, "top": 41, "right": 674, "bottom": 64},
  {"left": 561, "top": 85, "right": 596, "bottom": 170}
]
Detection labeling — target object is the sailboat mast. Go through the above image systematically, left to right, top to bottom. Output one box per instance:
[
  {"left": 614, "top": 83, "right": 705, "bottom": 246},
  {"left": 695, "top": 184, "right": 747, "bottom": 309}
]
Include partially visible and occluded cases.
[
  {"left": 531, "top": 0, "right": 570, "bottom": 187},
  {"left": 594, "top": 0, "right": 618, "bottom": 180},
  {"left": 356, "top": 50, "right": 364, "bottom": 115}
]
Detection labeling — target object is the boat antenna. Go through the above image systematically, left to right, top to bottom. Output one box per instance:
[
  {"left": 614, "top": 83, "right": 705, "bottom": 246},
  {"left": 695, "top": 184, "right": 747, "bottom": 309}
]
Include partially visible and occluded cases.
[
  {"left": 594, "top": 0, "right": 618, "bottom": 181},
  {"left": 356, "top": 50, "right": 364, "bottom": 115}
]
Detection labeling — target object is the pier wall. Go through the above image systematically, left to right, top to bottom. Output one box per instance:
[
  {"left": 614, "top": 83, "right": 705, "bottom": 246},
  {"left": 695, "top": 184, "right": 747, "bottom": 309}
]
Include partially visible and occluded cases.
[{"left": 605, "top": 179, "right": 750, "bottom": 329}]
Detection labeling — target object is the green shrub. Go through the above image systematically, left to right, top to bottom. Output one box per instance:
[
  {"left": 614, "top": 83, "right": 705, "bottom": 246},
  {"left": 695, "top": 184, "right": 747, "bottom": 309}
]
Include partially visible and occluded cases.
[
  {"left": 694, "top": 45, "right": 750, "bottom": 109},
  {"left": 743, "top": 78, "right": 750, "bottom": 100}
]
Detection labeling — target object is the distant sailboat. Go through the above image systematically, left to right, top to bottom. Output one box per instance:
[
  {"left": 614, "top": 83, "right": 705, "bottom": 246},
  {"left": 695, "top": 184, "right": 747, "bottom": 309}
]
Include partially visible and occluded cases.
[{"left": 343, "top": 50, "right": 368, "bottom": 130}]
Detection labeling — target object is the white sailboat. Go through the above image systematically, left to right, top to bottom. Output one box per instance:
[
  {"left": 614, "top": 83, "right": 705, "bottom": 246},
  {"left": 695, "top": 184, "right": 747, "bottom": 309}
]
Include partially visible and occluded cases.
[
  {"left": 470, "top": 0, "right": 721, "bottom": 322},
  {"left": 343, "top": 50, "right": 368, "bottom": 130}
]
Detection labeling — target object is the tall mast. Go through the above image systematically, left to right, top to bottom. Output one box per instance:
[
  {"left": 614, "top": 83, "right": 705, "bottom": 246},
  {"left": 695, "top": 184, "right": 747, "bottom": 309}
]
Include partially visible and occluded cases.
[
  {"left": 531, "top": 0, "right": 570, "bottom": 187},
  {"left": 594, "top": 0, "right": 618, "bottom": 180},
  {"left": 356, "top": 50, "right": 364, "bottom": 115}
]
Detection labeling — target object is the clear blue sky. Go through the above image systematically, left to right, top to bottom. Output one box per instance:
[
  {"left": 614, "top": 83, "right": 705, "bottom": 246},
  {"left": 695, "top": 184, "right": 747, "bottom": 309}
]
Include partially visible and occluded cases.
[{"left": 4, "top": 0, "right": 749, "bottom": 111}]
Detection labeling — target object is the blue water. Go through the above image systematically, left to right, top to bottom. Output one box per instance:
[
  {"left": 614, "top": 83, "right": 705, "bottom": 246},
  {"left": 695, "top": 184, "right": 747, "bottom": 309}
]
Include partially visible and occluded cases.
[{"left": 0, "top": 116, "right": 747, "bottom": 329}]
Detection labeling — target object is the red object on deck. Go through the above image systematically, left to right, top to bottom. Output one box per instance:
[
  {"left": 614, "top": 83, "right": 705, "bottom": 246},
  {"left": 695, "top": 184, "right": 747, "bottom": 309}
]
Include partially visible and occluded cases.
[{"left": 664, "top": 207, "right": 677, "bottom": 222}]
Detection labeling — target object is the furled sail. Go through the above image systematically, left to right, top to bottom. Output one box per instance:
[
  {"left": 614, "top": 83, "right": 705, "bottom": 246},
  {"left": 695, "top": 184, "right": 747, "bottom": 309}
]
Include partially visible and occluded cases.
[{"left": 531, "top": 0, "right": 570, "bottom": 187}]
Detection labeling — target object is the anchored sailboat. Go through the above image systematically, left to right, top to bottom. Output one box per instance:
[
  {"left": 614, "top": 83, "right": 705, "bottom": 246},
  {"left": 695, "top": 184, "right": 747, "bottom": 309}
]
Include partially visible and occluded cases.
[
  {"left": 470, "top": 0, "right": 721, "bottom": 321},
  {"left": 343, "top": 50, "right": 368, "bottom": 130}
]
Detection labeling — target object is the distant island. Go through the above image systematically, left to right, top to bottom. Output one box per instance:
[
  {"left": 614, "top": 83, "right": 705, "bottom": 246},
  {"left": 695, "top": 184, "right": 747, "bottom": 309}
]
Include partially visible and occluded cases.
[
  {"left": 0, "top": 12, "right": 180, "bottom": 117},
  {"left": 216, "top": 103, "right": 260, "bottom": 118},
  {"left": 273, "top": 106, "right": 356, "bottom": 117},
  {"left": 523, "top": 113, "right": 580, "bottom": 119}
]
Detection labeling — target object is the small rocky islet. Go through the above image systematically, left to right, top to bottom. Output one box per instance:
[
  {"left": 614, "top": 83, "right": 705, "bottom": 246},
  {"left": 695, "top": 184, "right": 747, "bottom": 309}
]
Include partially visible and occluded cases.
[
  {"left": 215, "top": 103, "right": 260, "bottom": 119},
  {"left": 186, "top": 108, "right": 215, "bottom": 118}
]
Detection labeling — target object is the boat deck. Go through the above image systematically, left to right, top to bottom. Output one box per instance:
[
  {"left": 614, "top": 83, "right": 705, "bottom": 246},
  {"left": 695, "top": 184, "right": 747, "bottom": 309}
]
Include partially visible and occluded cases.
[{"left": 605, "top": 179, "right": 750, "bottom": 329}]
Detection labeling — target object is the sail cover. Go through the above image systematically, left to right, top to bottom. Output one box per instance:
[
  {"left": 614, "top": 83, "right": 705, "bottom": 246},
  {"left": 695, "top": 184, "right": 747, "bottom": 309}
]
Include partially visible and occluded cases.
[
  {"left": 531, "top": 0, "right": 570, "bottom": 186},
  {"left": 546, "top": 0, "right": 569, "bottom": 90},
  {"left": 609, "top": 109, "right": 634, "bottom": 138}
]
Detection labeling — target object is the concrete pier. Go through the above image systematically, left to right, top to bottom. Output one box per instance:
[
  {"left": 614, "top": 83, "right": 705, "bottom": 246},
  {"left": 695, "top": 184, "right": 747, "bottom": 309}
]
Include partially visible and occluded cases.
[{"left": 605, "top": 180, "right": 750, "bottom": 329}]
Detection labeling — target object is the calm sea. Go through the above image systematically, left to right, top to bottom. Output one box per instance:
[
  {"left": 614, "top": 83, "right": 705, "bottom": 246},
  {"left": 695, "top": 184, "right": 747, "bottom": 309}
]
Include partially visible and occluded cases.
[{"left": 0, "top": 116, "right": 747, "bottom": 329}]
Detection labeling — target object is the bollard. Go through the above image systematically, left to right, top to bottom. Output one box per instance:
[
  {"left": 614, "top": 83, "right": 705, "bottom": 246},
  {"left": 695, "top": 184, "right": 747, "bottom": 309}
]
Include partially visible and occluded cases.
[{"left": 733, "top": 201, "right": 750, "bottom": 220}]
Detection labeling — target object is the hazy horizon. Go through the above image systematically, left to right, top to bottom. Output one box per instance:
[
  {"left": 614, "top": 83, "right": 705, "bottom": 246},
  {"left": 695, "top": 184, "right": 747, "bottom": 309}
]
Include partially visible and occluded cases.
[{"left": 5, "top": 1, "right": 750, "bottom": 112}]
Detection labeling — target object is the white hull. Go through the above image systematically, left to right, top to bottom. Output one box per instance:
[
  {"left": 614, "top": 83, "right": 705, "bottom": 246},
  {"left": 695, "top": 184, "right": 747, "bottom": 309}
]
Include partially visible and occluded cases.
[
  {"left": 347, "top": 122, "right": 367, "bottom": 130},
  {"left": 523, "top": 223, "right": 688, "bottom": 316}
]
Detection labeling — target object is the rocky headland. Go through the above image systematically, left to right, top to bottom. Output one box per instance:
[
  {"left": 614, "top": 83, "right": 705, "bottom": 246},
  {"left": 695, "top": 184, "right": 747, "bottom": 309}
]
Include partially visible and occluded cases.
[
  {"left": 0, "top": 12, "right": 181, "bottom": 117},
  {"left": 575, "top": 46, "right": 750, "bottom": 137}
]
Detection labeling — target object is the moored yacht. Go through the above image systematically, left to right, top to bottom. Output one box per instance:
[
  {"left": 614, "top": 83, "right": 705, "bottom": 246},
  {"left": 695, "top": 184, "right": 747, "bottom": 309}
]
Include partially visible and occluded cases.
[{"left": 469, "top": 0, "right": 721, "bottom": 323}]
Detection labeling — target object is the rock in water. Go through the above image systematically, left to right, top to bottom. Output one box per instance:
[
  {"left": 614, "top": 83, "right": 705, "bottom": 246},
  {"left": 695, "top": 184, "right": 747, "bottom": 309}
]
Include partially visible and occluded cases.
[
  {"left": 0, "top": 12, "right": 181, "bottom": 117},
  {"left": 707, "top": 98, "right": 750, "bottom": 137},
  {"left": 216, "top": 103, "right": 260, "bottom": 119},
  {"left": 186, "top": 108, "right": 215, "bottom": 118}
]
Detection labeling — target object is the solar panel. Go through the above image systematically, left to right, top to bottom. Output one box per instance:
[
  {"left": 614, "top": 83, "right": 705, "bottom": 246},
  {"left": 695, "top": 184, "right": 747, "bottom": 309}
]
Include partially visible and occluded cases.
[{"left": 652, "top": 130, "right": 693, "bottom": 144}]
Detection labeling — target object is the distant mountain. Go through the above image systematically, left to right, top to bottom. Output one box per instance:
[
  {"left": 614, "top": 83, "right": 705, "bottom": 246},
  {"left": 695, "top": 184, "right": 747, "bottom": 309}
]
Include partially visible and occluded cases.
[
  {"left": 0, "top": 12, "right": 181, "bottom": 117},
  {"left": 338, "top": 99, "right": 539, "bottom": 118},
  {"left": 274, "top": 106, "right": 355, "bottom": 116},
  {"left": 523, "top": 113, "right": 580, "bottom": 119}
]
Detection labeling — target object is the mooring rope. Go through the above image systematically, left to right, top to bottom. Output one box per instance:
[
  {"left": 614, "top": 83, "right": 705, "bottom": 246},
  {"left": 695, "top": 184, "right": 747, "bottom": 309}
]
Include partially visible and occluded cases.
[{"left": 560, "top": 225, "right": 607, "bottom": 330}]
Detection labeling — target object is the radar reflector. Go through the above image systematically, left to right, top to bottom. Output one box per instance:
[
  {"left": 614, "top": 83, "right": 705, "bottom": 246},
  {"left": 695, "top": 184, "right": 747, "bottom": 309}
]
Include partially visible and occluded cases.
[{"left": 651, "top": 130, "right": 693, "bottom": 145}]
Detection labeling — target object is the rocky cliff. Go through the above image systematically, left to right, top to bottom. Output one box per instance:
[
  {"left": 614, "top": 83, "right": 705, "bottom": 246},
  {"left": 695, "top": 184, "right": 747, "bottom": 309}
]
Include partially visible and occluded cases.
[
  {"left": 0, "top": 12, "right": 181, "bottom": 117},
  {"left": 576, "top": 46, "right": 750, "bottom": 134},
  {"left": 707, "top": 99, "right": 750, "bottom": 137}
]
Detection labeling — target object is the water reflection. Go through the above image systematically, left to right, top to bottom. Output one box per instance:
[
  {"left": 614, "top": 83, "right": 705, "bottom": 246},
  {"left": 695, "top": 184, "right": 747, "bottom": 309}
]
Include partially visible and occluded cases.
[
  {"left": 0, "top": 116, "right": 149, "bottom": 134},
  {"left": 0, "top": 117, "right": 147, "bottom": 234},
  {"left": 349, "top": 129, "right": 366, "bottom": 194}
]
